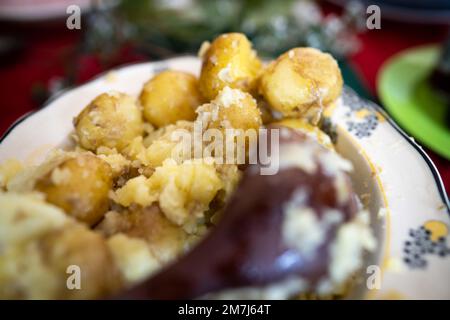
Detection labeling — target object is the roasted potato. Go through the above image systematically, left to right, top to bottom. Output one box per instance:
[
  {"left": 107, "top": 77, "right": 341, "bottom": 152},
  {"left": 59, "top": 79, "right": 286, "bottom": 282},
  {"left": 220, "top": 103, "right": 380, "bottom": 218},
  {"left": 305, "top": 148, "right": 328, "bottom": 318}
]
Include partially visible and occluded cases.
[
  {"left": 199, "top": 33, "right": 262, "bottom": 101},
  {"left": 259, "top": 48, "right": 343, "bottom": 122},
  {"left": 140, "top": 71, "right": 203, "bottom": 127},
  {"left": 196, "top": 86, "right": 262, "bottom": 132},
  {"left": 74, "top": 92, "right": 143, "bottom": 151},
  {"left": 35, "top": 153, "right": 113, "bottom": 226},
  {"left": 112, "top": 158, "right": 224, "bottom": 233},
  {"left": 37, "top": 224, "right": 123, "bottom": 299},
  {"left": 107, "top": 233, "right": 160, "bottom": 286}
]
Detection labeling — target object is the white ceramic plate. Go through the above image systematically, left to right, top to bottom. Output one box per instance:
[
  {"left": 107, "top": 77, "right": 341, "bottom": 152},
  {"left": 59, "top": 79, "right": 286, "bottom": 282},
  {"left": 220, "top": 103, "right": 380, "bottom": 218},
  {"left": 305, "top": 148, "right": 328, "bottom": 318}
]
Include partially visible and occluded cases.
[{"left": 0, "top": 57, "right": 449, "bottom": 299}]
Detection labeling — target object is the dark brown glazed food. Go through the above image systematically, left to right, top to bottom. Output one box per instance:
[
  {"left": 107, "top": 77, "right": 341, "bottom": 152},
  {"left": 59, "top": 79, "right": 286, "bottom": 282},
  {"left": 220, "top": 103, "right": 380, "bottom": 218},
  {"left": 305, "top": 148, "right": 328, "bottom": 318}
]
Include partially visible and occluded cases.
[{"left": 119, "top": 128, "right": 358, "bottom": 299}]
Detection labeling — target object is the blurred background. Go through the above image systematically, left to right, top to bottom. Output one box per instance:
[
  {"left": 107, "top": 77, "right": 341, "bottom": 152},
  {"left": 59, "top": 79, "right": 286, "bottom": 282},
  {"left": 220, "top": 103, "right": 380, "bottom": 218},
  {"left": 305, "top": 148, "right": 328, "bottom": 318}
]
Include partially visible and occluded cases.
[{"left": 0, "top": 0, "right": 449, "bottom": 193}]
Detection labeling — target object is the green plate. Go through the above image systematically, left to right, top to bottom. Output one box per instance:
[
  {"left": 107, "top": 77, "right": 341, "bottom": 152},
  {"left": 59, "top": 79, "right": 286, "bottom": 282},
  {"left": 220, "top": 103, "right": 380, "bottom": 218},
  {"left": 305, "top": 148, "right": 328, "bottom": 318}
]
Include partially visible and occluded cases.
[{"left": 378, "top": 45, "right": 450, "bottom": 159}]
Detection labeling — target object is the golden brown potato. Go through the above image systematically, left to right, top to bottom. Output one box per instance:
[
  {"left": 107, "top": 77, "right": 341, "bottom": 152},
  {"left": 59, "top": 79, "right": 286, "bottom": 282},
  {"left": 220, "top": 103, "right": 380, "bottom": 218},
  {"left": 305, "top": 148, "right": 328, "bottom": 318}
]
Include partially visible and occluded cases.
[
  {"left": 199, "top": 33, "right": 262, "bottom": 101},
  {"left": 259, "top": 48, "right": 343, "bottom": 122},
  {"left": 140, "top": 71, "right": 203, "bottom": 127},
  {"left": 196, "top": 86, "right": 262, "bottom": 132},
  {"left": 74, "top": 92, "right": 143, "bottom": 151},
  {"left": 35, "top": 153, "right": 113, "bottom": 226},
  {"left": 37, "top": 224, "right": 123, "bottom": 299}
]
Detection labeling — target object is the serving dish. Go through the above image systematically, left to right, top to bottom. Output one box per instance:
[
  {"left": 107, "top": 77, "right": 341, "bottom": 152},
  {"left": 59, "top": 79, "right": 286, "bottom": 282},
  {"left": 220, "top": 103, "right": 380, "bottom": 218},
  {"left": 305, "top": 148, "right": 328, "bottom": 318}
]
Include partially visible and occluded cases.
[{"left": 0, "top": 56, "right": 449, "bottom": 299}]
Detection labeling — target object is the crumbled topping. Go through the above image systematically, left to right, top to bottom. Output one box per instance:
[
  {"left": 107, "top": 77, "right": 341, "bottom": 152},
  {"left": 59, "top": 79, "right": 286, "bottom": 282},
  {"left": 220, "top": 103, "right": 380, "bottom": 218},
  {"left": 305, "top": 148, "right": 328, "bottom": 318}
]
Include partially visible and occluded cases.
[
  {"left": 210, "top": 54, "right": 218, "bottom": 65},
  {"left": 318, "top": 150, "right": 353, "bottom": 175},
  {"left": 50, "top": 167, "right": 71, "bottom": 185},
  {"left": 207, "top": 276, "right": 307, "bottom": 300}
]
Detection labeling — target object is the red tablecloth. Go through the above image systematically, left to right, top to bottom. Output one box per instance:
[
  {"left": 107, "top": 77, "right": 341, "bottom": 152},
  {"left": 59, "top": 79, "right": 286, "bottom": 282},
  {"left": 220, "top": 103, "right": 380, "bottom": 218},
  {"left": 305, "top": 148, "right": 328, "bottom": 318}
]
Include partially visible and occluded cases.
[{"left": 0, "top": 16, "right": 448, "bottom": 195}]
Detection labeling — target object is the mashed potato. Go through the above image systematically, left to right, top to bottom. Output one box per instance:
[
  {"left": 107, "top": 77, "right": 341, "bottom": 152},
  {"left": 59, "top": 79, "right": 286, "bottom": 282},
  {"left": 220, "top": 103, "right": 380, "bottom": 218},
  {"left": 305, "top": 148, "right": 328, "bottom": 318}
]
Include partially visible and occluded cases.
[
  {"left": 199, "top": 33, "right": 262, "bottom": 101},
  {"left": 259, "top": 48, "right": 342, "bottom": 123},
  {"left": 140, "top": 71, "right": 203, "bottom": 127},
  {"left": 113, "top": 158, "right": 224, "bottom": 233}
]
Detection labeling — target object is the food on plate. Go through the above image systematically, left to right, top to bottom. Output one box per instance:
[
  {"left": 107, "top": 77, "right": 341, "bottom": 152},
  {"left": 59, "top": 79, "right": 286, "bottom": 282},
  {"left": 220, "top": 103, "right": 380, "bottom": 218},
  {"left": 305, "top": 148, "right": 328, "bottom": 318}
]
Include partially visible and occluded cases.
[
  {"left": 0, "top": 32, "right": 374, "bottom": 300},
  {"left": 199, "top": 33, "right": 262, "bottom": 101},
  {"left": 259, "top": 48, "right": 343, "bottom": 123},
  {"left": 139, "top": 70, "right": 203, "bottom": 127},
  {"left": 196, "top": 86, "right": 262, "bottom": 132},
  {"left": 74, "top": 92, "right": 143, "bottom": 152},
  {"left": 271, "top": 118, "right": 334, "bottom": 150},
  {"left": 131, "top": 120, "right": 194, "bottom": 168},
  {"left": 122, "top": 128, "right": 374, "bottom": 299},
  {"left": 8, "top": 152, "right": 112, "bottom": 226},
  {"left": 111, "top": 158, "right": 225, "bottom": 233},
  {"left": 0, "top": 159, "right": 23, "bottom": 190},
  {"left": 97, "top": 205, "right": 193, "bottom": 265},
  {"left": 106, "top": 234, "right": 160, "bottom": 286}
]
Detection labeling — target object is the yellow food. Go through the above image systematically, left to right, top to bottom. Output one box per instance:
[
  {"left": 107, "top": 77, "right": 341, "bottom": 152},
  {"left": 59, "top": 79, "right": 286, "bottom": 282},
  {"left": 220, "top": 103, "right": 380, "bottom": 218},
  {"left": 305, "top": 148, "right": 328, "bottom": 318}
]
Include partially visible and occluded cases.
[
  {"left": 0, "top": 32, "right": 353, "bottom": 300},
  {"left": 199, "top": 33, "right": 262, "bottom": 101},
  {"left": 259, "top": 48, "right": 343, "bottom": 123},
  {"left": 140, "top": 71, "right": 203, "bottom": 127},
  {"left": 196, "top": 86, "right": 262, "bottom": 132},
  {"left": 74, "top": 92, "right": 143, "bottom": 151},
  {"left": 272, "top": 118, "right": 334, "bottom": 150},
  {"left": 125, "top": 121, "right": 195, "bottom": 168},
  {"left": 34, "top": 153, "right": 113, "bottom": 226},
  {"left": 113, "top": 158, "right": 223, "bottom": 233},
  {"left": 0, "top": 159, "right": 23, "bottom": 190},
  {"left": 0, "top": 192, "right": 122, "bottom": 299},
  {"left": 107, "top": 233, "right": 160, "bottom": 286}
]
